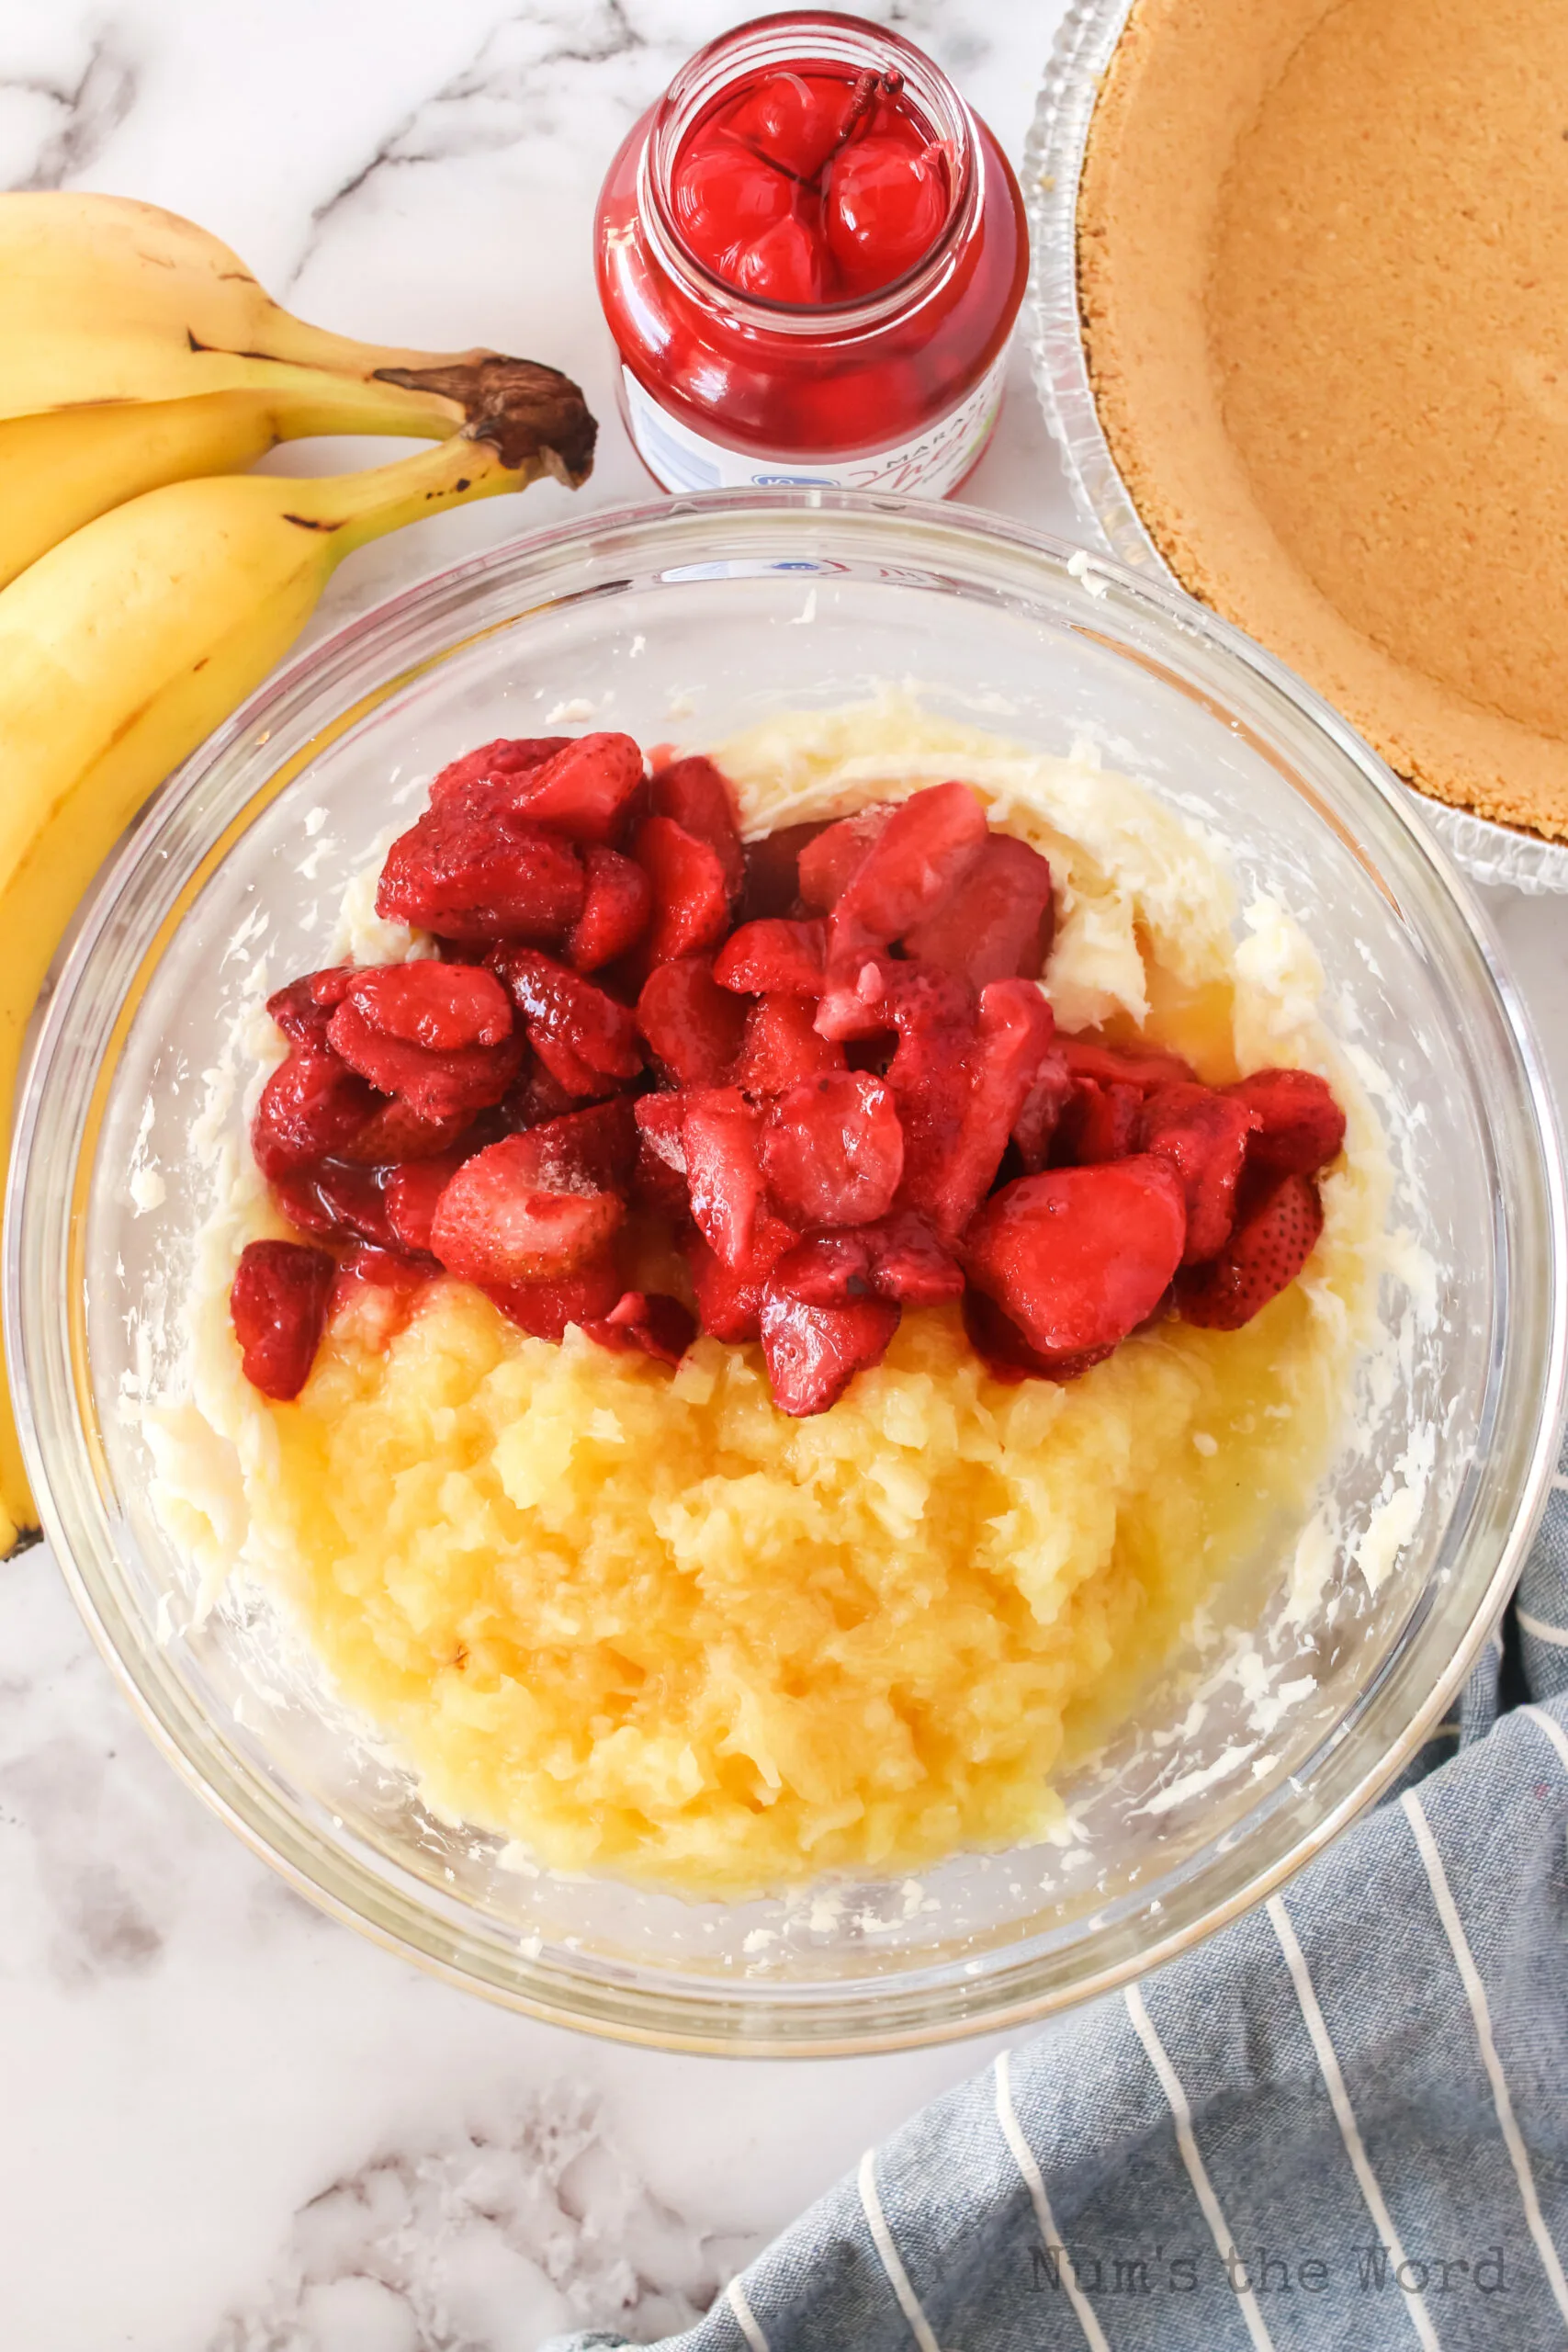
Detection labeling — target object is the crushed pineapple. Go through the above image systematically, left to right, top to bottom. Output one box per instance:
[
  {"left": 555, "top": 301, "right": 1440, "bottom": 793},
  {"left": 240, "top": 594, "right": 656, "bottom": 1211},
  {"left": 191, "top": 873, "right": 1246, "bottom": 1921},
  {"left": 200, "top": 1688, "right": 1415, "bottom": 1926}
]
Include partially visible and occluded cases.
[{"left": 158, "top": 697, "right": 1385, "bottom": 1897}]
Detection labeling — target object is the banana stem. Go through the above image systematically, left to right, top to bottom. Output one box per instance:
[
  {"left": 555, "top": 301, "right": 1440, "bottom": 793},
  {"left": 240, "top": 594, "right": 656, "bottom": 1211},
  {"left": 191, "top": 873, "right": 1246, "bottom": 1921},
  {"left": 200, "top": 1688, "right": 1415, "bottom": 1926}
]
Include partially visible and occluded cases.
[{"left": 276, "top": 433, "right": 541, "bottom": 559}]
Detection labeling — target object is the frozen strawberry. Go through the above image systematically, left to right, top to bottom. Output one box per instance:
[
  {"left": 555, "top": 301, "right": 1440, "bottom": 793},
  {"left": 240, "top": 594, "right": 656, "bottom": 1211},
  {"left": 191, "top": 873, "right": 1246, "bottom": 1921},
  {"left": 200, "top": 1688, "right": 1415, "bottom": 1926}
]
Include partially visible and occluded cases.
[
  {"left": 512, "top": 733, "right": 647, "bottom": 844},
  {"left": 428, "top": 735, "right": 570, "bottom": 820},
  {"left": 649, "top": 755, "right": 746, "bottom": 900},
  {"left": 829, "top": 782, "right": 988, "bottom": 961},
  {"left": 796, "top": 806, "right": 892, "bottom": 912},
  {"left": 376, "top": 809, "right": 585, "bottom": 944},
  {"left": 634, "top": 816, "right": 731, "bottom": 964},
  {"left": 741, "top": 820, "right": 829, "bottom": 921},
  {"left": 902, "top": 834, "right": 1055, "bottom": 988},
  {"left": 567, "top": 846, "right": 653, "bottom": 973},
  {"left": 713, "top": 917, "right": 827, "bottom": 997},
  {"left": 491, "top": 948, "right": 642, "bottom": 1096},
  {"left": 815, "top": 949, "right": 974, "bottom": 1045},
  {"left": 637, "top": 957, "right": 747, "bottom": 1085},
  {"left": 344, "top": 960, "right": 513, "bottom": 1052},
  {"left": 266, "top": 965, "right": 355, "bottom": 1047},
  {"left": 872, "top": 965, "right": 978, "bottom": 1225},
  {"left": 919, "top": 978, "right": 1055, "bottom": 1238},
  {"left": 734, "top": 993, "right": 845, "bottom": 1095},
  {"left": 327, "top": 1001, "right": 524, "bottom": 1124},
  {"left": 1057, "top": 1035, "right": 1199, "bottom": 1096},
  {"left": 252, "top": 1046, "right": 379, "bottom": 1179},
  {"left": 1012, "top": 1049, "right": 1072, "bottom": 1174},
  {"left": 500, "top": 1062, "right": 581, "bottom": 1132},
  {"left": 1226, "top": 1069, "right": 1346, "bottom": 1179},
  {"left": 761, "top": 1070, "right": 904, "bottom": 1227},
  {"left": 1053, "top": 1076, "right": 1142, "bottom": 1166},
  {"left": 1139, "top": 1081, "right": 1258, "bottom": 1264},
  {"left": 682, "top": 1087, "right": 766, "bottom": 1269},
  {"left": 634, "top": 1091, "right": 689, "bottom": 1174},
  {"left": 338, "top": 1096, "right": 474, "bottom": 1166},
  {"left": 510, "top": 1098, "right": 639, "bottom": 1194},
  {"left": 430, "top": 1131, "right": 625, "bottom": 1286},
  {"left": 384, "top": 1155, "right": 466, "bottom": 1256},
  {"left": 964, "top": 1158, "right": 1187, "bottom": 1363},
  {"left": 271, "top": 1159, "right": 396, "bottom": 1251},
  {"left": 1178, "top": 1173, "right": 1323, "bottom": 1330},
  {"left": 683, "top": 1208, "right": 795, "bottom": 1342},
  {"left": 773, "top": 1212, "right": 962, "bottom": 1309},
  {"left": 231, "top": 1238, "right": 335, "bottom": 1400},
  {"left": 484, "top": 1247, "right": 625, "bottom": 1342},
  {"left": 759, "top": 1286, "right": 901, "bottom": 1417},
  {"left": 962, "top": 1287, "right": 1115, "bottom": 1386},
  {"left": 583, "top": 1289, "right": 697, "bottom": 1367}
]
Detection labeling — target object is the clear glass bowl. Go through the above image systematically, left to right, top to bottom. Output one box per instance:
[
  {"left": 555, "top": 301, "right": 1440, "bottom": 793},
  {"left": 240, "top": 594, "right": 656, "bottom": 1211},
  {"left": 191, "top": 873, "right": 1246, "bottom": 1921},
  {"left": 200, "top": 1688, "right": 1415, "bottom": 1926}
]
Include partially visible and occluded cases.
[
  {"left": 1022, "top": 0, "right": 1568, "bottom": 899},
  {"left": 9, "top": 492, "right": 1565, "bottom": 2054}
]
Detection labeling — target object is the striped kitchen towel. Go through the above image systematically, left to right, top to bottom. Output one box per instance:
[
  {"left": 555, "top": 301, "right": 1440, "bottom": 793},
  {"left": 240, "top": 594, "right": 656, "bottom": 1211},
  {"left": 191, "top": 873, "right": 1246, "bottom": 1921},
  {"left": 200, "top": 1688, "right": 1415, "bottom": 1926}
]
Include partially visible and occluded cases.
[{"left": 548, "top": 1439, "right": 1568, "bottom": 2352}]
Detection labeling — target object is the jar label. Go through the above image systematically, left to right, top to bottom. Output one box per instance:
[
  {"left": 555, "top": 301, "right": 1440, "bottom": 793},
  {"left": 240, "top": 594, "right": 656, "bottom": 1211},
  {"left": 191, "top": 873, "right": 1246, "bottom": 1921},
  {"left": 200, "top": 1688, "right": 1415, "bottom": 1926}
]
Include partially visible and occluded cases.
[{"left": 620, "top": 345, "right": 1010, "bottom": 498}]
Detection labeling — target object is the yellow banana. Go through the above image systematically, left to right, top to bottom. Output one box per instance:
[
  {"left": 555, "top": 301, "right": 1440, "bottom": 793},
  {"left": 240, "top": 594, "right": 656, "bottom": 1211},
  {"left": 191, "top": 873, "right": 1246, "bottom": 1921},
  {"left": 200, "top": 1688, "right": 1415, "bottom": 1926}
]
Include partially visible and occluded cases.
[
  {"left": 0, "top": 192, "right": 597, "bottom": 587},
  {"left": 0, "top": 418, "right": 589, "bottom": 1551}
]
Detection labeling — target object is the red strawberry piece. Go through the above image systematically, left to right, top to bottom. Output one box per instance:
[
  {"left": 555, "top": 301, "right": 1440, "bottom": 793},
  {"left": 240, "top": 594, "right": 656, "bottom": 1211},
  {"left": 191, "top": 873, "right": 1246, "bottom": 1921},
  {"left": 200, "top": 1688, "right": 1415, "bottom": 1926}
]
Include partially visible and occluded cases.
[
  {"left": 512, "top": 732, "right": 647, "bottom": 844},
  {"left": 428, "top": 735, "right": 570, "bottom": 820},
  {"left": 649, "top": 755, "right": 746, "bottom": 900},
  {"left": 829, "top": 782, "right": 988, "bottom": 962},
  {"left": 796, "top": 805, "right": 893, "bottom": 912},
  {"left": 376, "top": 810, "right": 585, "bottom": 944},
  {"left": 634, "top": 816, "right": 732, "bottom": 964},
  {"left": 741, "top": 820, "right": 829, "bottom": 921},
  {"left": 902, "top": 834, "right": 1055, "bottom": 989},
  {"left": 567, "top": 845, "right": 654, "bottom": 973},
  {"left": 713, "top": 917, "right": 828, "bottom": 997},
  {"left": 491, "top": 947, "right": 642, "bottom": 1095},
  {"left": 637, "top": 957, "right": 748, "bottom": 1084},
  {"left": 344, "top": 960, "right": 513, "bottom": 1051},
  {"left": 869, "top": 964, "right": 978, "bottom": 1225},
  {"left": 265, "top": 965, "right": 355, "bottom": 1047},
  {"left": 920, "top": 978, "right": 1056, "bottom": 1238},
  {"left": 734, "top": 992, "right": 846, "bottom": 1095},
  {"left": 326, "top": 1001, "right": 525, "bottom": 1124},
  {"left": 1057, "top": 1035, "right": 1199, "bottom": 1095},
  {"left": 252, "top": 1046, "right": 380, "bottom": 1179},
  {"left": 1012, "top": 1048, "right": 1072, "bottom": 1174},
  {"left": 500, "top": 1062, "right": 581, "bottom": 1131},
  {"left": 1225, "top": 1068, "right": 1347, "bottom": 1179},
  {"left": 761, "top": 1069, "right": 904, "bottom": 1227},
  {"left": 1052, "top": 1075, "right": 1142, "bottom": 1166},
  {"left": 1139, "top": 1081, "right": 1259, "bottom": 1264},
  {"left": 682, "top": 1087, "right": 766, "bottom": 1268},
  {"left": 631, "top": 1094, "right": 691, "bottom": 1219},
  {"left": 338, "top": 1096, "right": 475, "bottom": 1166},
  {"left": 511, "top": 1098, "right": 638, "bottom": 1193},
  {"left": 430, "top": 1132, "right": 625, "bottom": 1286},
  {"left": 384, "top": 1155, "right": 466, "bottom": 1256},
  {"left": 964, "top": 1158, "right": 1187, "bottom": 1363},
  {"left": 271, "top": 1159, "right": 396, "bottom": 1251},
  {"left": 1178, "top": 1173, "right": 1324, "bottom": 1331},
  {"left": 684, "top": 1208, "right": 795, "bottom": 1342},
  {"left": 773, "top": 1212, "right": 962, "bottom": 1309},
  {"left": 231, "top": 1238, "right": 335, "bottom": 1400},
  {"left": 333, "top": 1243, "right": 433, "bottom": 1298},
  {"left": 484, "top": 1247, "right": 626, "bottom": 1342},
  {"left": 759, "top": 1285, "right": 901, "bottom": 1417},
  {"left": 961, "top": 1286, "right": 1115, "bottom": 1386},
  {"left": 583, "top": 1290, "right": 697, "bottom": 1367}
]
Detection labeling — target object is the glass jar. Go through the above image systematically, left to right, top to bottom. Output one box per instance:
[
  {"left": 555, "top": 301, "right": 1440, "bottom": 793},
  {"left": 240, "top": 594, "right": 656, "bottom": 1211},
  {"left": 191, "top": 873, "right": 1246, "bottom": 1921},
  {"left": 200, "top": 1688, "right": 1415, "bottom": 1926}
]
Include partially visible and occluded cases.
[{"left": 595, "top": 10, "right": 1028, "bottom": 495}]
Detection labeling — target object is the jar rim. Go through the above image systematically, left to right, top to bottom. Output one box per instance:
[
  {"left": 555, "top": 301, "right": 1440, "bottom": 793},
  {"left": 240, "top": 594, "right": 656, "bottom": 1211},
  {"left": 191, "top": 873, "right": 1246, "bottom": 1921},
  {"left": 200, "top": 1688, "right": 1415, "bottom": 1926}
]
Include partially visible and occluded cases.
[{"left": 639, "top": 7, "right": 981, "bottom": 337}]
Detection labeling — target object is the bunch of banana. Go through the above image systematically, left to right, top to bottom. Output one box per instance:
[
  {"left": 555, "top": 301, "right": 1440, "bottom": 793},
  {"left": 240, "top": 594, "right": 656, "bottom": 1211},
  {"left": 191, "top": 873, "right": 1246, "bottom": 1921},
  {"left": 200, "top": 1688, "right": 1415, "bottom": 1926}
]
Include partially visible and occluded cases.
[{"left": 0, "top": 193, "right": 597, "bottom": 1551}]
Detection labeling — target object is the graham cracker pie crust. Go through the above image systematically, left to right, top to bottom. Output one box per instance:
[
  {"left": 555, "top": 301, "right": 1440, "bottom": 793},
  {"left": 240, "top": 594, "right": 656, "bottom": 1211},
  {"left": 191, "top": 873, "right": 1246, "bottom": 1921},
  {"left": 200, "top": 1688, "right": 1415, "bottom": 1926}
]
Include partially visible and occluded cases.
[{"left": 1077, "top": 0, "right": 1568, "bottom": 843}]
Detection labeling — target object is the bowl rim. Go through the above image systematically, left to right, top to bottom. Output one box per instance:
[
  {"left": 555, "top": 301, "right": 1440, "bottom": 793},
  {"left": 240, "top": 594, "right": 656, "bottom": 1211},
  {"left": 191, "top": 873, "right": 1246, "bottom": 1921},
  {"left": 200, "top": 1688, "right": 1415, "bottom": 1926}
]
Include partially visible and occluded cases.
[
  {"left": 1020, "top": 0, "right": 1568, "bottom": 899},
  {"left": 10, "top": 485, "right": 1567, "bottom": 2054}
]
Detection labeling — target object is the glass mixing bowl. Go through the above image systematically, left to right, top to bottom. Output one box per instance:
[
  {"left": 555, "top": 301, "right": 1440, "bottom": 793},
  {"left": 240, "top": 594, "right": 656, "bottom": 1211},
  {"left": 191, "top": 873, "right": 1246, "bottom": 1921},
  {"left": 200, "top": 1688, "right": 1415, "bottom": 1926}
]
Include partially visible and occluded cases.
[{"left": 9, "top": 492, "right": 1564, "bottom": 2054}]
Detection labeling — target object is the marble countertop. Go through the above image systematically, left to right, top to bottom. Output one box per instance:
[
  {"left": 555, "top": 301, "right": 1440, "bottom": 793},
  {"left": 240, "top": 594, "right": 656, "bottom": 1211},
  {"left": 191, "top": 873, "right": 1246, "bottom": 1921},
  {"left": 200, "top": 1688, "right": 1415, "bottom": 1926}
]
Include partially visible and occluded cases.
[{"left": 3, "top": 5, "right": 1564, "bottom": 2346}]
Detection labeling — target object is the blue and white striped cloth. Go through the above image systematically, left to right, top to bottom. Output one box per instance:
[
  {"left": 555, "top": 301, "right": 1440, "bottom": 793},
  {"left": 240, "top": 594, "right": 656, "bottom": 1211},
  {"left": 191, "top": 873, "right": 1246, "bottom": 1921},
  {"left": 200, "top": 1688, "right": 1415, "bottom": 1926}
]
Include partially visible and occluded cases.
[{"left": 550, "top": 1442, "right": 1568, "bottom": 2352}]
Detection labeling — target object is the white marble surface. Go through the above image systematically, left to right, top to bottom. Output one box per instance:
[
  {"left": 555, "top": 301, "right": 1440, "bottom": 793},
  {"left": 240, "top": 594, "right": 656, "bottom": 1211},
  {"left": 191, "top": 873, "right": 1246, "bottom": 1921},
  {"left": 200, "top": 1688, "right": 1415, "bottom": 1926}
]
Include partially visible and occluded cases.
[{"left": 1, "top": 5, "right": 1564, "bottom": 2346}]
